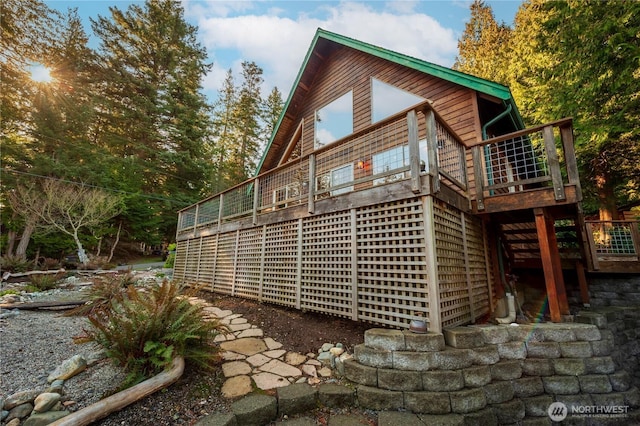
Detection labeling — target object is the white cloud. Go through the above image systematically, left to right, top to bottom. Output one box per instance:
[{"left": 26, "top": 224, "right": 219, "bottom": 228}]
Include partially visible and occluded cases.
[{"left": 189, "top": 1, "right": 458, "bottom": 100}]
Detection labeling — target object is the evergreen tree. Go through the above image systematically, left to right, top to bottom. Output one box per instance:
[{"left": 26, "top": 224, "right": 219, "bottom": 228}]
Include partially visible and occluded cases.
[
  {"left": 91, "top": 0, "right": 213, "bottom": 241},
  {"left": 453, "top": 0, "right": 512, "bottom": 85},
  {"left": 508, "top": 0, "right": 640, "bottom": 218},
  {"left": 232, "top": 61, "right": 264, "bottom": 182},
  {"left": 210, "top": 69, "right": 238, "bottom": 193},
  {"left": 262, "top": 87, "right": 284, "bottom": 148}
]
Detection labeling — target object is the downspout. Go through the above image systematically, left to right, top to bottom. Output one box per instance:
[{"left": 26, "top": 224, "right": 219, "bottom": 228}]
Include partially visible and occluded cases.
[{"left": 481, "top": 103, "right": 513, "bottom": 189}]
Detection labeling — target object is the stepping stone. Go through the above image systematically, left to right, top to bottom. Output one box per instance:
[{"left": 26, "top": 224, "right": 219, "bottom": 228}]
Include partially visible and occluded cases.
[
  {"left": 231, "top": 318, "right": 248, "bottom": 324},
  {"left": 228, "top": 323, "right": 252, "bottom": 332},
  {"left": 236, "top": 328, "right": 264, "bottom": 338},
  {"left": 264, "top": 337, "right": 283, "bottom": 350},
  {"left": 220, "top": 338, "right": 268, "bottom": 356},
  {"left": 264, "top": 349, "right": 286, "bottom": 359},
  {"left": 222, "top": 351, "right": 246, "bottom": 361},
  {"left": 285, "top": 352, "right": 307, "bottom": 366},
  {"left": 246, "top": 354, "right": 271, "bottom": 367},
  {"left": 259, "top": 359, "right": 302, "bottom": 377},
  {"left": 222, "top": 361, "right": 252, "bottom": 377},
  {"left": 301, "top": 364, "right": 317, "bottom": 377},
  {"left": 252, "top": 372, "right": 291, "bottom": 390},
  {"left": 221, "top": 375, "right": 252, "bottom": 398}
]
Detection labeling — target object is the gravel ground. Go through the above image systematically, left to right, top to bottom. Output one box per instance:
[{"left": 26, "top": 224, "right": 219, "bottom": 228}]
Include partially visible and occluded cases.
[{"left": 0, "top": 278, "right": 372, "bottom": 425}]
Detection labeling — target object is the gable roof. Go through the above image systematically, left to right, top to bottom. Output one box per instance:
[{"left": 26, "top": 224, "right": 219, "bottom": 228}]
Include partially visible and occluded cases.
[{"left": 256, "top": 28, "right": 523, "bottom": 175}]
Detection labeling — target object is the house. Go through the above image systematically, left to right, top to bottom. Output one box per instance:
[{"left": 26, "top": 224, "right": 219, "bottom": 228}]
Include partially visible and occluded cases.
[{"left": 174, "top": 29, "right": 640, "bottom": 333}]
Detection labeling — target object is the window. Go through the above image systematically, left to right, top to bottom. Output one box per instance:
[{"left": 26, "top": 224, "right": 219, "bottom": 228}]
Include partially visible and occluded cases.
[
  {"left": 371, "top": 78, "right": 426, "bottom": 123},
  {"left": 315, "top": 91, "right": 353, "bottom": 149},
  {"left": 372, "top": 141, "right": 428, "bottom": 186},
  {"left": 316, "top": 164, "right": 354, "bottom": 197},
  {"left": 273, "top": 183, "right": 301, "bottom": 210}
]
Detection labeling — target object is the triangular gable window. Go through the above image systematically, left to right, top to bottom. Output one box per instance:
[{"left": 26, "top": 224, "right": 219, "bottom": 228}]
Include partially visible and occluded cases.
[{"left": 371, "top": 78, "right": 426, "bottom": 123}]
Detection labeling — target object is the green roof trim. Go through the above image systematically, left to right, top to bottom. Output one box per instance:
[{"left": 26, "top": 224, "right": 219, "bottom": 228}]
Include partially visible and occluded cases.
[{"left": 256, "top": 28, "right": 523, "bottom": 175}]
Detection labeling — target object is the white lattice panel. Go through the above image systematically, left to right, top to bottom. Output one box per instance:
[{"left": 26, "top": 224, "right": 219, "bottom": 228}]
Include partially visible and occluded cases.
[
  {"left": 356, "top": 198, "right": 429, "bottom": 327},
  {"left": 301, "top": 211, "right": 354, "bottom": 316},
  {"left": 262, "top": 221, "right": 298, "bottom": 307},
  {"left": 234, "top": 228, "right": 263, "bottom": 300},
  {"left": 213, "top": 232, "right": 236, "bottom": 295}
]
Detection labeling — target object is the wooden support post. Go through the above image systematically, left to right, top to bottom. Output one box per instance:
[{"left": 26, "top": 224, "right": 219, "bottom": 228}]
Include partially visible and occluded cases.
[
  {"left": 424, "top": 109, "right": 440, "bottom": 194},
  {"left": 407, "top": 110, "right": 421, "bottom": 193},
  {"left": 542, "top": 126, "right": 566, "bottom": 201},
  {"left": 472, "top": 146, "right": 485, "bottom": 211},
  {"left": 308, "top": 154, "right": 316, "bottom": 214},
  {"left": 252, "top": 178, "right": 260, "bottom": 225},
  {"left": 217, "top": 193, "right": 224, "bottom": 232},
  {"left": 423, "top": 196, "right": 441, "bottom": 333},
  {"left": 534, "top": 208, "right": 569, "bottom": 322},
  {"left": 350, "top": 209, "right": 359, "bottom": 321},
  {"left": 461, "top": 212, "right": 476, "bottom": 323},
  {"left": 296, "top": 218, "right": 303, "bottom": 310},
  {"left": 258, "top": 225, "right": 266, "bottom": 302},
  {"left": 231, "top": 230, "right": 239, "bottom": 296},
  {"left": 211, "top": 234, "right": 219, "bottom": 292},
  {"left": 576, "top": 261, "right": 590, "bottom": 307}
]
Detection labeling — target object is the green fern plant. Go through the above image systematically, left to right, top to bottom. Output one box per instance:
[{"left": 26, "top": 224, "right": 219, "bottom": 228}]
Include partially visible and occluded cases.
[{"left": 76, "top": 280, "right": 224, "bottom": 388}]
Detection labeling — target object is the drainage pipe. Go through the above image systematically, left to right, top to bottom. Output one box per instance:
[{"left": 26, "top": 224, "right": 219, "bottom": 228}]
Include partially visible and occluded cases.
[{"left": 496, "top": 293, "right": 517, "bottom": 324}]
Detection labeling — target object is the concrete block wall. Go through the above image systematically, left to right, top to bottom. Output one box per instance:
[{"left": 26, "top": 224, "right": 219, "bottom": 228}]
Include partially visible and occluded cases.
[
  {"left": 587, "top": 275, "right": 640, "bottom": 308},
  {"left": 576, "top": 307, "right": 640, "bottom": 391},
  {"left": 344, "top": 324, "right": 640, "bottom": 424}
]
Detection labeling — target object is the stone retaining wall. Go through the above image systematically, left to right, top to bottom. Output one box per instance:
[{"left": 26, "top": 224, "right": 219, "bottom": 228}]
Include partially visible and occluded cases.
[
  {"left": 587, "top": 275, "right": 640, "bottom": 308},
  {"left": 344, "top": 317, "right": 640, "bottom": 424}
]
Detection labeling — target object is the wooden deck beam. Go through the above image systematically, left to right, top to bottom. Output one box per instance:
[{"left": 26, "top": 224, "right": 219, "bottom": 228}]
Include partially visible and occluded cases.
[{"left": 534, "top": 208, "right": 569, "bottom": 322}]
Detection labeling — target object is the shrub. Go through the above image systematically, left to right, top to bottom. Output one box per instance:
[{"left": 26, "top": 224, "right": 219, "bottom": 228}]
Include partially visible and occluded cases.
[
  {"left": 0, "top": 255, "right": 33, "bottom": 273},
  {"left": 39, "top": 257, "right": 62, "bottom": 270},
  {"left": 29, "top": 273, "right": 63, "bottom": 291},
  {"left": 64, "top": 274, "right": 130, "bottom": 317},
  {"left": 76, "top": 280, "right": 224, "bottom": 388}
]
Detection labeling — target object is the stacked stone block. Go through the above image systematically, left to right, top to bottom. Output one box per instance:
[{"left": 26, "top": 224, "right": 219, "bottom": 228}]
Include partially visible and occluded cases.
[
  {"left": 586, "top": 276, "right": 640, "bottom": 308},
  {"left": 345, "top": 324, "right": 640, "bottom": 424}
]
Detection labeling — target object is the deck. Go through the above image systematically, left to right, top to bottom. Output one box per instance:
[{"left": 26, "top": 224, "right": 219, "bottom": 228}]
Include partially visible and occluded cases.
[{"left": 175, "top": 101, "right": 639, "bottom": 330}]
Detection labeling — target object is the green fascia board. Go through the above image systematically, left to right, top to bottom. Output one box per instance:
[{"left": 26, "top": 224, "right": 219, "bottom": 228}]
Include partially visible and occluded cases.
[{"left": 256, "top": 28, "right": 522, "bottom": 175}]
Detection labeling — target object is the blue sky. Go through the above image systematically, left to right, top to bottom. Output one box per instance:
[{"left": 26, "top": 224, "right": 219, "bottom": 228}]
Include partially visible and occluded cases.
[{"left": 45, "top": 1, "right": 522, "bottom": 104}]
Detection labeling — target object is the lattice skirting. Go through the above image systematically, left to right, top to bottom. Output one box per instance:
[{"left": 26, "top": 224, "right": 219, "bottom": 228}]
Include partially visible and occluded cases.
[{"left": 174, "top": 196, "right": 492, "bottom": 331}]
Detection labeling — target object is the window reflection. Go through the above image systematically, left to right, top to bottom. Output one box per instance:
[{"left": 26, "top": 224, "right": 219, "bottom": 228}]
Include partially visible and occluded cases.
[
  {"left": 371, "top": 78, "right": 425, "bottom": 123},
  {"left": 315, "top": 91, "right": 353, "bottom": 149}
]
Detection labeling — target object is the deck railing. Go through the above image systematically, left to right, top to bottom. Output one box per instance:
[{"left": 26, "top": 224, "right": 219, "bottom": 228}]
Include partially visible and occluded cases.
[
  {"left": 177, "top": 101, "right": 468, "bottom": 235},
  {"left": 470, "top": 118, "right": 580, "bottom": 211},
  {"left": 585, "top": 220, "right": 640, "bottom": 266}
]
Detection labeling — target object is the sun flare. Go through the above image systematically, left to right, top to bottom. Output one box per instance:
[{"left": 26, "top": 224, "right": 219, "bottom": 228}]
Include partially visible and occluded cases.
[{"left": 30, "top": 64, "right": 53, "bottom": 83}]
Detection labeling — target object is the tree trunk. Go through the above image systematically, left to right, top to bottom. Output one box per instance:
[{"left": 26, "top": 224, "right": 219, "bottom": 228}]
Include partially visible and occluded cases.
[
  {"left": 595, "top": 159, "right": 618, "bottom": 221},
  {"left": 15, "top": 221, "right": 36, "bottom": 259},
  {"left": 107, "top": 221, "right": 122, "bottom": 263},
  {"left": 6, "top": 230, "right": 17, "bottom": 257},
  {"left": 73, "top": 232, "right": 89, "bottom": 265}
]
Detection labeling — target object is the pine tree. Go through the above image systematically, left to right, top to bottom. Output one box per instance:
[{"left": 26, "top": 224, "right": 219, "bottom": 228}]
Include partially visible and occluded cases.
[
  {"left": 91, "top": 0, "right": 213, "bottom": 240},
  {"left": 453, "top": 0, "right": 511, "bottom": 85},
  {"left": 508, "top": 0, "right": 640, "bottom": 218}
]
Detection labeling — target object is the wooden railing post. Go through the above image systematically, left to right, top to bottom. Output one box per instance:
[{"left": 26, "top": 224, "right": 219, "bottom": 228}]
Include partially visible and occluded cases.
[
  {"left": 424, "top": 109, "right": 440, "bottom": 193},
  {"left": 407, "top": 110, "right": 421, "bottom": 193},
  {"left": 542, "top": 125, "right": 566, "bottom": 201},
  {"left": 472, "top": 146, "right": 485, "bottom": 211},
  {"left": 308, "top": 154, "right": 316, "bottom": 214},
  {"left": 252, "top": 178, "right": 260, "bottom": 225},
  {"left": 217, "top": 193, "right": 224, "bottom": 232},
  {"left": 193, "top": 204, "right": 199, "bottom": 233}
]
